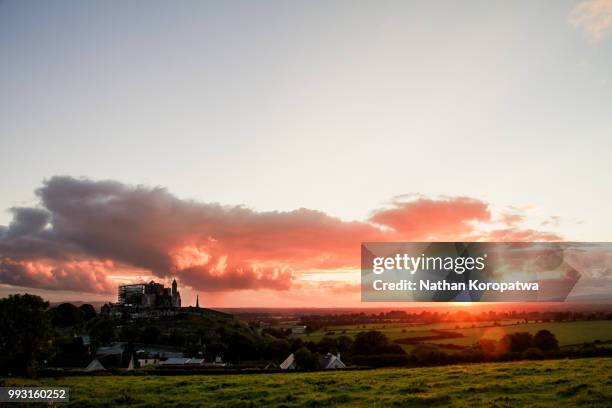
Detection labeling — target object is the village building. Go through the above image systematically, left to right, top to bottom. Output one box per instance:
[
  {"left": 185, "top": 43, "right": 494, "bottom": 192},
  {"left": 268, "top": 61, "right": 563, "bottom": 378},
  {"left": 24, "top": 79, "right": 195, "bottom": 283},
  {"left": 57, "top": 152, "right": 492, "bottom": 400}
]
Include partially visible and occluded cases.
[
  {"left": 289, "top": 325, "right": 307, "bottom": 335},
  {"left": 280, "top": 352, "right": 346, "bottom": 370},
  {"left": 280, "top": 353, "right": 297, "bottom": 370},
  {"left": 318, "top": 353, "right": 346, "bottom": 369},
  {"left": 159, "top": 357, "right": 205, "bottom": 367},
  {"left": 83, "top": 358, "right": 106, "bottom": 372}
]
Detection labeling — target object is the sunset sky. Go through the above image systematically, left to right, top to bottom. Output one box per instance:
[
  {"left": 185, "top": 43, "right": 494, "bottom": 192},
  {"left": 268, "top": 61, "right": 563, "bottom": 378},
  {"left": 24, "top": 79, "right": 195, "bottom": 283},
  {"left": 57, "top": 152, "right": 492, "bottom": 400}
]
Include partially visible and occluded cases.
[{"left": 1, "top": 1, "right": 612, "bottom": 307}]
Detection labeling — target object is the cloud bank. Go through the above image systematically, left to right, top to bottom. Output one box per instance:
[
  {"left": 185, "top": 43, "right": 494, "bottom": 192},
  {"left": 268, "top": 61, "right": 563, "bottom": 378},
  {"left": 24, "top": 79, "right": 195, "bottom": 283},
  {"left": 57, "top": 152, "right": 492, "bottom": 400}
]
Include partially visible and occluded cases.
[{"left": 0, "top": 177, "right": 560, "bottom": 294}]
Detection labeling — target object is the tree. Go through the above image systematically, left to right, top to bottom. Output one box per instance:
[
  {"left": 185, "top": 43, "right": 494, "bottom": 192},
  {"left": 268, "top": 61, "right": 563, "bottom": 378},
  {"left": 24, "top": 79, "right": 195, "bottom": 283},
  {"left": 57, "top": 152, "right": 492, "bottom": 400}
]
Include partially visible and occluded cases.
[
  {"left": 0, "top": 294, "right": 54, "bottom": 377},
  {"left": 52, "top": 303, "right": 83, "bottom": 327},
  {"left": 79, "top": 304, "right": 97, "bottom": 321},
  {"left": 88, "top": 317, "right": 115, "bottom": 347},
  {"left": 119, "top": 326, "right": 141, "bottom": 342},
  {"left": 139, "top": 326, "right": 161, "bottom": 344},
  {"left": 262, "top": 327, "right": 288, "bottom": 339},
  {"left": 352, "top": 330, "right": 405, "bottom": 355},
  {"left": 534, "top": 330, "right": 559, "bottom": 351},
  {"left": 226, "top": 332, "right": 258, "bottom": 362},
  {"left": 504, "top": 332, "right": 534, "bottom": 353},
  {"left": 52, "top": 335, "right": 91, "bottom": 367},
  {"left": 336, "top": 335, "right": 353, "bottom": 358},
  {"left": 316, "top": 336, "right": 338, "bottom": 354},
  {"left": 289, "top": 338, "right": 304, "bottom": 352},
  {"left": 264, "top": 339, "right": 290, "bottom": 361},
  {"left": 294, "top": 346, "right": 320, "bottom": 370}
]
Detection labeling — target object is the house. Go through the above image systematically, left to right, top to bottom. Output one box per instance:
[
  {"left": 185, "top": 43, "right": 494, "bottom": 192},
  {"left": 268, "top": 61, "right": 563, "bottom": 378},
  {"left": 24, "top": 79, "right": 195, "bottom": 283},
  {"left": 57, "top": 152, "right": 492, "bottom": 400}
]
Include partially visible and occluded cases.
[
  {"left": 289, "top": 325, "right": 307, "bottom": 335},
  {"left": 96, "top": 343, "right": 125, "bottom": 356},
  {"left": 95, "top": 344, "right": 136, "bottom": 371},
  {"left": 135, "top": 346, "right": 182, "bottom": 359},
  {"left": 280, "top": 352, "right": 346, "bottom": 370},
  {"left": 280, "top": 353, "right": 296, "bottom": 370},
  {"left": 318, "top": 353, "right": 346, "bottom": 369},
  {"left": 124, "top": 355, "right": 135, "bottom": 371},
  {"left": 204, "top": 356, "right": 227, "bottom": 367},
  {"left": 138, "top": 357, "right": 161, "bottom": 367},
  {"left": 158, "top": 357, "right": 205, "bottom": 367},
  {"left": 83, "top": 358, "right": 106, "bottom": 372},
  {"left": 185, "top": 358, "right": 205, "bottom": 366},
  {"left": 236, "top": 360, "right": 279, "bottom": 370},
  {"left": 264, "top": 361, "right": 279, "bottom": 370}
]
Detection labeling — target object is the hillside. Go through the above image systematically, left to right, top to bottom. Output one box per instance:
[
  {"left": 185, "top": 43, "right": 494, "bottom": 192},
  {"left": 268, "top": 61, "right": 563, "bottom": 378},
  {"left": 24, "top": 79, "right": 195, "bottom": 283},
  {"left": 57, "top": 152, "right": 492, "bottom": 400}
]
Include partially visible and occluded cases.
[{"left": 5, "top": 357, "right": 611, "bottom": 407}]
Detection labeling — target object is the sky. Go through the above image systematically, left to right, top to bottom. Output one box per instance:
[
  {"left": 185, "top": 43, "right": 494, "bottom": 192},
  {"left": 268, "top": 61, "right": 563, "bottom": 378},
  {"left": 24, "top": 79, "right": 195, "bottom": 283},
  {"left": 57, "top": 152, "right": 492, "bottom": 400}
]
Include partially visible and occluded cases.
[{"left": 1, "top": 0, "right": 612, "bottom": 307}]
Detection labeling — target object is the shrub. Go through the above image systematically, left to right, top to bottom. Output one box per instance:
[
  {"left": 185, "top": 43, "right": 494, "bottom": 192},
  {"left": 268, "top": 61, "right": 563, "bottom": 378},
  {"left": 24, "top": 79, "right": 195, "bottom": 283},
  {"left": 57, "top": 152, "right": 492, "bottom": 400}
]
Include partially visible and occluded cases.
[
  {"left": 503, "top": 332, "right": 534, "bottom": 353},
  {"left": 411, "top": 344, "right": 448, "bottom": 365},
  {"left": 524, "top": 347, "right": 545, "bottom": 360},
  {"left": 351, "top": 353, "right": 410, "bottom": 367}
]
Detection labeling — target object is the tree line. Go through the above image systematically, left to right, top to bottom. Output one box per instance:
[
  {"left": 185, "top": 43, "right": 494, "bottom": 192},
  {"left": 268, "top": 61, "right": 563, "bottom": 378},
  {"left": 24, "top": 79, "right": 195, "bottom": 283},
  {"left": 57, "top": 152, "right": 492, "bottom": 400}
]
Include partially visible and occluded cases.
[{"left": 2, "top": 294, "right": 611, "bottom": 377}]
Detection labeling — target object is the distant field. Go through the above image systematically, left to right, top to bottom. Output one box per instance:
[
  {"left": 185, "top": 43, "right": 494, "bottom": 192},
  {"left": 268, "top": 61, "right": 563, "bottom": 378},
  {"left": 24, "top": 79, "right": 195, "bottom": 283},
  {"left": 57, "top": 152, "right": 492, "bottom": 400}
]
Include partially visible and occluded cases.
[
  {"left": 299, "top": 320, "right": 525, "bottom": 342},
  {"left": 300, "top": 320, "right": 612, "bottom": 351},
  {"left": 431, "top": 320, "right": 612, "bottom": 347},
  {"left": 4, "top": 358, "right": 612, "bottom": 407}
]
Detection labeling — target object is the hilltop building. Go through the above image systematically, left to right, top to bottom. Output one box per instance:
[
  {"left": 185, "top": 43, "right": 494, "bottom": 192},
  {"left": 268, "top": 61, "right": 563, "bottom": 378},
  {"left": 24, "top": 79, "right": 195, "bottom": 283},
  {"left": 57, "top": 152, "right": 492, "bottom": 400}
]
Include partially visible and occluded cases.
[
  {"left": 101, "top": 279, "right": 231, "bottom": 320},
  {"left": 117, "top": 279, "right": 181, "bottom": 308}
]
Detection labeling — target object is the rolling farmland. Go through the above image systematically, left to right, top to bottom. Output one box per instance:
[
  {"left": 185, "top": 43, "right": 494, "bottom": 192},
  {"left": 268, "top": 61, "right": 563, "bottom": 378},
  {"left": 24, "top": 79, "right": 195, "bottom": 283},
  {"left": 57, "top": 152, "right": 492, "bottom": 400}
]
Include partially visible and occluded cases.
[{"left": 298, "top": 320, "right": 612, "bottom": 351}]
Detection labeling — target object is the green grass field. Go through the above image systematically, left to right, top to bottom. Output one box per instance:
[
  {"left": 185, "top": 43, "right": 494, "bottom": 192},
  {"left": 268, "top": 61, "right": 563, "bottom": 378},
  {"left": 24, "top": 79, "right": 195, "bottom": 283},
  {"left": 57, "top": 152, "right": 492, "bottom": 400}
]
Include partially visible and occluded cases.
[
  {"left": 300, "top": 320, "right": 612, "bottom": 351},
  {"left": 430, "top": 320, "right": 612, "bottom": 347},
  {"left": 4, "top": 357, "right": 612, "bottom": 407}
]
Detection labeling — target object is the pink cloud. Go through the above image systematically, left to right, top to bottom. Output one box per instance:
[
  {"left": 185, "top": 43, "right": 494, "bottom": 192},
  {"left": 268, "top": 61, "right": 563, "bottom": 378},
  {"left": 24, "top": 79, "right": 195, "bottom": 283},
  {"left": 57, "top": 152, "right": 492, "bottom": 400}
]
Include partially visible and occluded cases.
[
  {"left": 0, "top": 177, "right": 561, "bottom": 298},
  {"left": 369, "top": 197, "right": 490, "bottom": 239},
  {"left": 498, "top": 212, "right": 524, "bottom": 227}
]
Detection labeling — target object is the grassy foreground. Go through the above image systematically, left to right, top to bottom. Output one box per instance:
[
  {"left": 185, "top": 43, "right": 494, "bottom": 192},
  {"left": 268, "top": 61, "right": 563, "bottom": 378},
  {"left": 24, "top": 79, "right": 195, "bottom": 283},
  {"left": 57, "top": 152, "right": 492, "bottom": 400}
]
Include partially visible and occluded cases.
[{"left": 4, "top": 358, "right": 612, "bottom": 407}]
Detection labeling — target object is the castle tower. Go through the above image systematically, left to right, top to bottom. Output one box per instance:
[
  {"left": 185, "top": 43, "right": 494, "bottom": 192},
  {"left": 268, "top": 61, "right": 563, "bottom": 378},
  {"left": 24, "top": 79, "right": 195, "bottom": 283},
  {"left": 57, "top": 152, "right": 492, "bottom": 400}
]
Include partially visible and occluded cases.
[{"left": 171, "top": 278, "right": 181, "bottom": 307}]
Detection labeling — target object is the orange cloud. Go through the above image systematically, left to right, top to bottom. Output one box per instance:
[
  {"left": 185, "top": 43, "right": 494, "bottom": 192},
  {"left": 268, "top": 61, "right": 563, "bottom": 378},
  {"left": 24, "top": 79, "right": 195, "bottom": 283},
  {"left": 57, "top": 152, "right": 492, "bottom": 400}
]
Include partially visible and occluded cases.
[
  {"left": 0, "top": 177, "right": 561, "bottom": 297},
  {"left": 370, "top": 197, "right": 490, "bottom": 239},
  {"left": 0, "top": 258, "right": 120, "bottom": 294}
]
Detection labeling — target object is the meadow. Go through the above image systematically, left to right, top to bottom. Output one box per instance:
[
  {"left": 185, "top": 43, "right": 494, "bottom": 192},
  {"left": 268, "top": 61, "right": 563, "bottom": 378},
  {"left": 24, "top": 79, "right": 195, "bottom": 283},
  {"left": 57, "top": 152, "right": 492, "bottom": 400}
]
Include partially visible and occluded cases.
[
  {"left": 299, "top": 320, "right": 612, "bottom": 351},
  {"left": 4, "top": 357, "right": 611, "bottom": 407}
]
